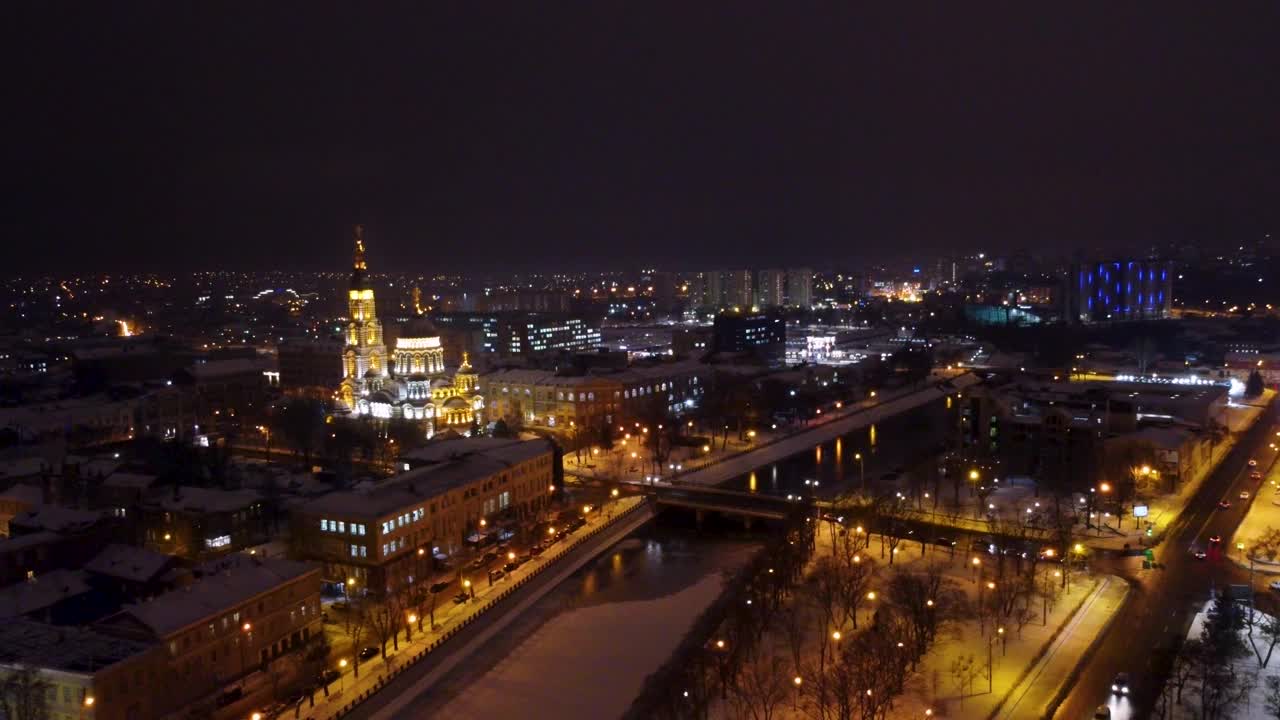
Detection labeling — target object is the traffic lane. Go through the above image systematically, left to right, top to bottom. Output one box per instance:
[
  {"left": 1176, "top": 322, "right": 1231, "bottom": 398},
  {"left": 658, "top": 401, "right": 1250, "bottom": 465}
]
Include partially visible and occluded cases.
[{"left": 1054, "top": 419, "right": 1275, "bottom": 720}]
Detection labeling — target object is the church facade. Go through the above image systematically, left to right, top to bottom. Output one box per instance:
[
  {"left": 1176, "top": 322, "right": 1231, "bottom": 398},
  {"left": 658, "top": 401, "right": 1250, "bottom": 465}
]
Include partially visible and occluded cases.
[{"left": 337, "top": 227, "right": 483, "bottom": 434}]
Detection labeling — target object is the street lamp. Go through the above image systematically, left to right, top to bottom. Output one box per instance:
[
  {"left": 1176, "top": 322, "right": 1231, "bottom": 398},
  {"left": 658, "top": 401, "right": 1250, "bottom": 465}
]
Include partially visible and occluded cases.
[
  {"left": 854, "top": 452, "right": 865, "bottom": 489},
  {"left": 463, "top": 578, "right": 474, "bottom": 600},
  {"left": 339, "top": 659, "right": 348, "bottom": 691},
  {"left": 793, "top": 676, "right": 803, "bottom": 710}
]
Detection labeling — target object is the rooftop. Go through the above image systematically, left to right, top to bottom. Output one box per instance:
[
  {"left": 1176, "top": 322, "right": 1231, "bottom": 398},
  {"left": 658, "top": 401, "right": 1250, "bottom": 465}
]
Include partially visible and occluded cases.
[
  {"left": 187, "top": 357, "right": 273, "bottom": 380},
  {"left": 303, "top": 438, "right": 550, "bottom": 519},
  {"left": 101, "top": 471, "right": 158, "bottom": 490},
  {"left": 146, "top": 486, "right": 262, "bottom": 514},
  {"left": 12, "top": 505, "right": 103, "bottom": 533},
  {"left": 85, "top": 544, "right": 174, "bottom": 584},
  {"left": 110, "top": 554, "right": 316, "bottom": 638},
  {"left": 0, "top": 569, "right": 92, "bottom": 619},
  {"left": 0, "top": 619, "right": 153, "bottom": 674}
]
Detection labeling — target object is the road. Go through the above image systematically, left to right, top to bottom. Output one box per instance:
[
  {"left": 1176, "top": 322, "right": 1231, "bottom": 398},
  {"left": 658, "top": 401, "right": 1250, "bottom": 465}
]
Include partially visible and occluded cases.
[
  {"left": 1052, "top": 400, "right": 1277, "bottom": 720},
  {"left": 339, "top": 503, "right": 655, "bottom": 720}
]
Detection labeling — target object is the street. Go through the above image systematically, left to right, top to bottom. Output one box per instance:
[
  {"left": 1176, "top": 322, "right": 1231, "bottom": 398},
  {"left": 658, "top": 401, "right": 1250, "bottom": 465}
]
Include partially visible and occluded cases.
[{"left": 1052, "top": 400, "right": 1278, "bottom": 720}]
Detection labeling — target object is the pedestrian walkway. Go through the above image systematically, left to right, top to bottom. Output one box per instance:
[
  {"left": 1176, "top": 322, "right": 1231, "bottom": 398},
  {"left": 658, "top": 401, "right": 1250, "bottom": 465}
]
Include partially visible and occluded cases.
[
  {"left": 277, "top": 495, "right": 652, "bottom": 720},
  {"left": 996, "top": 576, "right": 1129, "bottom": 720}
]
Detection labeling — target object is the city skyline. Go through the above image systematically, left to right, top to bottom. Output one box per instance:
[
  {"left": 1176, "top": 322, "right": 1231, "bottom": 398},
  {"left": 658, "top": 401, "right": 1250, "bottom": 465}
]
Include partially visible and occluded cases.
[{"left": 6, "top": 3, "right": 1280, "bottom": 274}]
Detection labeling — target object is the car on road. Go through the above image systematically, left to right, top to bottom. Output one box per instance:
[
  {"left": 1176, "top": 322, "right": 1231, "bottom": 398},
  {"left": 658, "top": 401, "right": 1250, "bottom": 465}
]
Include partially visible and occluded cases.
[
  {"left": 1250, "top": 458, "right": 1259, "bottom": 467},
  {"left": 1252, "top": 471, "right": 1264, "bottom": 481},
  {"left": 1241, "top": 490, "right": 1251, "bottom": 499},
  {"left": 1218, "top": 500, "right": 1232, "bottom": 509},
  {"left": 1209, "top": 535, "right": 1223, "bottom": 545},
  {"left": 1193, "top": 549, "right": 1208, "bottom": 560},
  {"left": 358, "top": 646, "right": 379, "bottom": 661},
  {"left": 1111, "top": 672, "right": 1131, "bottom": 695},
  {"left": 1094, "top": 706, "right": 1111, "bottom": 719}
]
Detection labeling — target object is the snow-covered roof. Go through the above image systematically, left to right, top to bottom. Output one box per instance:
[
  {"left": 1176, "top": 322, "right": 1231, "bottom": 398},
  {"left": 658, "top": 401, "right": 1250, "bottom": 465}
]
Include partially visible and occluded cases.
[
  {"left": 102, "top": 471, "right": 158, "bottom": 490},
  {"left": 145, "top": 486, "right": 261, "bottom": 514},
  {"left": 11, "top": 505, "right": 103, "bottom": 533},
  {"left": 85, "top": 544, "right": 174, "bottom": 584},
  {"left": 111, "top": 555, "right": 316, "bottom": 638},
  {"left": 0, "top": 569, "right": 91, "bottom": 619},
  {"left": 0, "top": 619, "right": 153, "bottom": 674}
]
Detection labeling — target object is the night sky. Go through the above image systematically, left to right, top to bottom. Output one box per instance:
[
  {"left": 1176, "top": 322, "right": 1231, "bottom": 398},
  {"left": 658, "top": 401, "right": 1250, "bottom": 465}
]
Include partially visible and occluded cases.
[{"left": 5, "top": 3, "right": 1280, "bottom": 274}]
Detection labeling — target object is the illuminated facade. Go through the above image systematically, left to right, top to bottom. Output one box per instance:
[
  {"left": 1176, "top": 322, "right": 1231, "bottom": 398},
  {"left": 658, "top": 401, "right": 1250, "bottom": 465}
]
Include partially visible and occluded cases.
[
  {"left": 339, "top": 225, "right": 388, "bottom": 409},
  {"left": 337, "top": 227, "right": 482, "bottom": 433}
]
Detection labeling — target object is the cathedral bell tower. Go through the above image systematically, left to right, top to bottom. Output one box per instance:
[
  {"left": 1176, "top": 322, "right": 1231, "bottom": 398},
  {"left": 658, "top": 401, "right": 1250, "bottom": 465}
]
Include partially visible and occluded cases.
[{"left": 339, "top": 225, "right": 388, "bottom": 411}]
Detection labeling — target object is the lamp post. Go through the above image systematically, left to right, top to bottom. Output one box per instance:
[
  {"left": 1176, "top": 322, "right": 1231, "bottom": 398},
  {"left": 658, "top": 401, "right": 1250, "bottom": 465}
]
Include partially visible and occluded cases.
[
  {"left": 257, "top": 425, "right": 271, "bottom": 462},
  {"left": 854, "top": 452, "right": 865, "bottom": 490},
  {"left": 463, "top": 578, "right": 474, "bottom": 600},
  {"left": 406, "top": 613, "right": 416, "bottom": 641},
  {"left": 239, "top": 622, "right": 253, "bottom": 685},
  {"left": 339, "top": 659, "right": 348, "bottom": 692},
  {"left": 793, "top": 676, "right": 803, "bottom": 710}
]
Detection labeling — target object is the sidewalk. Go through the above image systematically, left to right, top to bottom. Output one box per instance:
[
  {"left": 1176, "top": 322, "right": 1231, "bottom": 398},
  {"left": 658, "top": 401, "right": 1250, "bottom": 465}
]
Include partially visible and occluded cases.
[
  {"left": 1229, "top": 429, "right": 1280, "bottom": 574},
  {"left": 277, "top": 495, "right": 651, "bottom": 720},
  {"left": 894, "top": 572, "right": 1116, "bottom": 720},
  {"left": 995, "top": 577, "right": 1129, "bottom": 720}
]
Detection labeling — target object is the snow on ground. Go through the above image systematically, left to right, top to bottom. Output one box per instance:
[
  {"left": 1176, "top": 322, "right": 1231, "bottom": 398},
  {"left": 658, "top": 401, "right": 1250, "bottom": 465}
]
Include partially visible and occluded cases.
[
  {"left": 429, "top": 566, "right": 735, "bottom": 720},
  {"left": 1164, "top": 601, "right": 1280, "bottom": 720}
]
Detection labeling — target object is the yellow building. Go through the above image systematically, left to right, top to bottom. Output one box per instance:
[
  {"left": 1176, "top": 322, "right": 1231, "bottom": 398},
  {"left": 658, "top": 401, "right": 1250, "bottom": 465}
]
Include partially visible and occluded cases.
[
  {"left": 338, "top": 225, "right": 387, "bottom": 409},
  {"left": 336, "top": 227, "right": 483, "bottom": 434}
]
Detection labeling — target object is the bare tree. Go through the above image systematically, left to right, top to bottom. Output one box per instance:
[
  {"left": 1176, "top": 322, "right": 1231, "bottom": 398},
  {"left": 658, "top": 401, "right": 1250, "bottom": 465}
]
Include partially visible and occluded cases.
[
  {"left": 342, "top": 599, "right": 369, "bottom": 678},
  {"left": 1255, "top": 614, "right": 1280, "bottom": 668},
  {"left": 727, "top": 650, "right": 791, "bottom": 720},
  {"left": 949, "top": 654, "right": 980, "bottom": 707},
  {"left": 1, "top": 666, "right": 51, "bottom": 720},
  {"left": 1265, "top": 675, "right": 1280, "bottom": 719}
]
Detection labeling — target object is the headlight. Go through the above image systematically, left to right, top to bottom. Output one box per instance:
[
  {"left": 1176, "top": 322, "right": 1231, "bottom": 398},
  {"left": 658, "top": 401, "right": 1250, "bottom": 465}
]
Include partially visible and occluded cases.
[
  {"left": 1111, "top": 684, "right": 1119, "bottom": 692},
  {"left": 1122, "top": 686, "right": 1129, "bottom": 694}
]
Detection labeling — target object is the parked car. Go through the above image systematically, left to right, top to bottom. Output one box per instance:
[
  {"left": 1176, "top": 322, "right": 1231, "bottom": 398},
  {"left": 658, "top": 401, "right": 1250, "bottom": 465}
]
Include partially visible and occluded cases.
[
  {"left": 504, "top": 558, "right": 526, "bottom": 572},
  {"left": 488, "top": 568, "right": 506, "bottom": 582},
  {"left": 1269, "top": 580, "right": 1280, "bottom": 592},
  {"left": 430, "top": 581, "right": 451, "bottom": 594},
  {"left": 453, "top": 592, "right": 470, "bottom": 605},
  {"left": 358, "top": 646, "right": 379, "bottom": 661},
  {"left": 317, "top": 669, "right": 340, "bottom": 687},
  {"left": 216, "top": 687, "right": 244, "bottom": 708}
]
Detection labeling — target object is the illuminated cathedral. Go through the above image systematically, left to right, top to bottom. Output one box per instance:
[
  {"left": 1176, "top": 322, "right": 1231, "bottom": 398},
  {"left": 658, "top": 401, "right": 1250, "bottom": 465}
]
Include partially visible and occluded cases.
[{"left": 337, "top": 226, "right": 483, "bottom": 434}]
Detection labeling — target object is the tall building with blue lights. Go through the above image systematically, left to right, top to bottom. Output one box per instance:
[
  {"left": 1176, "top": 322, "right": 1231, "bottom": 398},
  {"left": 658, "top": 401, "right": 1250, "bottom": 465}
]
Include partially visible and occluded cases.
[{"left": 1068, "top": 260, "right": 1172, "bottom": 323}]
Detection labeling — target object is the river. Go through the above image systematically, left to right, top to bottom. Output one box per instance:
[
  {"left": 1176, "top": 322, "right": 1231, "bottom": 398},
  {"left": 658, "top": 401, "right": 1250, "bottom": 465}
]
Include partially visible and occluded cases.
[{"left": 390, "top": 397, "right": 957, "bottom": 719}]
